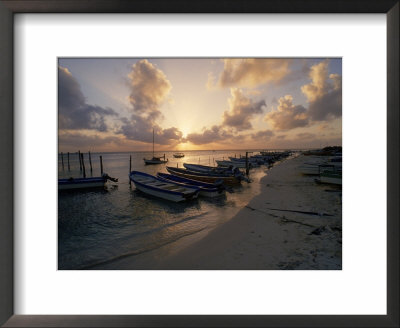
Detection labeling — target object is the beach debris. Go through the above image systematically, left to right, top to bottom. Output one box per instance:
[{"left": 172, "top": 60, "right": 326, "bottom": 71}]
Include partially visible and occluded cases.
[
  {"left": 265, "top": 206, "right": 333, "bottom": 217},
  {"left": 280, "top": 217, "right": 316, "bottom": 228},
  {"left": 309, "top": 224, "right": 341, "bottom": 236},
  {"left": 309, "top": 227, "right": 326, "bottom": 235}
]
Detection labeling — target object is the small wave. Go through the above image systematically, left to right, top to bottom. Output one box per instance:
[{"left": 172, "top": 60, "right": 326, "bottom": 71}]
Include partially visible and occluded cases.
[{"left": 76, "top": 227, "right": 207, "bottom": 270}]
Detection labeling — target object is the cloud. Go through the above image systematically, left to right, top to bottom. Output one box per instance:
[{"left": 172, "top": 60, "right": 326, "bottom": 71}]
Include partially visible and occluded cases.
[
  {"left": 213, "top": 58, "right": 291, "bottom": 88},
  {"left": 127, "top": 59, "right": 172, "bottom": 120},
  {"left": 118, "top": 60, "right": 183, "bottom": 146},
  {"left": 301, "top": 60, "right": 342, "bottom": 121},
  {"left": 58, "top": 66, "right": 118, "bottom": 131},
  {"left": 222, "top": 88, "right": 266, "bottom": 131},
  {"left": 265, "top": 95, "right": 309, "bottom": 130},
  {"left": 118, "top": 115, "right": 183, "bottom": 146},
  {"left": 185, "top": 125, "right": 233, "bottom": 145},
  {"left": 251, "top": 129, "right": 275, "bottom": 140},
  {"left": 58, "top": 131, "right": 122, "bottom": 150},
  {"left": 296, "top": 132, "right": 316, "bottom": 139}
]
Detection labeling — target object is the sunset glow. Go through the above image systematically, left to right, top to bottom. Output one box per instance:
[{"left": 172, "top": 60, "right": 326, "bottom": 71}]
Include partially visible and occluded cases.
[{"left": 58, "top": 58, "right": 342, "bottom": 152}]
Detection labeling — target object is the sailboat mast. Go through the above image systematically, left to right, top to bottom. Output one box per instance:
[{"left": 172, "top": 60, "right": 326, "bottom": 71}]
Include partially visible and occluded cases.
[{"left": 152, "top": 128, "right": 154, "bottom": 157}]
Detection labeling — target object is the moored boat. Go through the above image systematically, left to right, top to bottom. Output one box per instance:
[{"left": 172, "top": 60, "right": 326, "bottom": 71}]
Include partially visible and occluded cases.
[
  {"left": 143, "top": 129, "right": 168, "bottom": 165},
  {"left": 173, "top": 152, "right": 185, "bottom": 158},
  {"left": 144, "top": 156, "right": 168, "bottom": 165},
  {"left": 216, "top": 160, "right": 251, "bottom": 168},
  {"left": 183, "top": 163, "right": 236, "bottom": 175},
  {"left": 166, "top": 166, "right": 242, "bottom": 185},
  {"left": 317, "top": 170, "right": 342, "bottom": 185},
  {"left": 129, "top": 171, "right": 199, "bottom": 202},
  {"left": 58, "top": 173, "right": 118, "bottom": 191},
  {"left": 157, "top": 173, "right": 225, "bottom": 198}
]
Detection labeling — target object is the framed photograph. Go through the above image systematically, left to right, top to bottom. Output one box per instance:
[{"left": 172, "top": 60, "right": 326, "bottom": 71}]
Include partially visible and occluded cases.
[{"left": 1, "top": 1, "right": 398, "bottom": 327}]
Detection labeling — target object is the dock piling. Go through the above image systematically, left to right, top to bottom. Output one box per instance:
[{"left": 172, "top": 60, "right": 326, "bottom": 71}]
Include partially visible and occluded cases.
[
  {"left": 78, "top": 150, "right": 82, "bottom": 171},
  {"left": 88, "top": 151, "right": 93, "bottom": 174},
  {"left": 67, "top": 152, "right": 70, "bottom": 171},
  {"left": 245, "top": 152, "right": 249, "bottom": 176},
  {"left": 81, "top": 153, "right": 86, "bottom": 178},
  {"left": 129, "top": 155, "right": 132, "bottom": 186},
  {"left": 100, "top": 156, "right": 103, "bottom": 175}
]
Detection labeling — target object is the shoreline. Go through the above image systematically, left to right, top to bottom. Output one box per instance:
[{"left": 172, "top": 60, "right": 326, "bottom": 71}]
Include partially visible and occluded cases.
[
  {"left": 91, "top": 155, "right": 342, "bottom": 270},
  {"left": 157, "top": 155, "right": 342, "bottom": 270}
]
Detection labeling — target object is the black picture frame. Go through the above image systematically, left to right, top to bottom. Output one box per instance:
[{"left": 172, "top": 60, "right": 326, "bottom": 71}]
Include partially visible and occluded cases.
[{"left": 0, "top": 1, "right": 398, "bottom": 327}]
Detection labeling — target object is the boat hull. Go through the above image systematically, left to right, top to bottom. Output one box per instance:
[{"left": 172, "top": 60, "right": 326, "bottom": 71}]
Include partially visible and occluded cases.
[
  {"left": 144, "top": 159, "right": 168, "bottom": 165},
  {"left": 216, "top": 160, "right": 251, "bottom": 168},
  {"left": 166, "top": 167, "right": 240, "bottom": 186},
  {"left": 130, "top": 171, "right": 199, "bottom": 202},
  {"left": 319, "top": 172, "right": 342, "bottom": 185},
  {"left": 157, "top": 173, "right": 225, "bottom": 198},
  {"left": 58, "top": 177, "right": 106, "bottom": 190}
]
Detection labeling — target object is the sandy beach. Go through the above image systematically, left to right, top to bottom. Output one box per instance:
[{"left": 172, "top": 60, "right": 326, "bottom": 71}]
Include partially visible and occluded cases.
[
  {"left": 91, "top": 155, "right": 342, "bottom": 270},
  {"left": 157, "top": 155, "right": 342, "bottom": 270}
]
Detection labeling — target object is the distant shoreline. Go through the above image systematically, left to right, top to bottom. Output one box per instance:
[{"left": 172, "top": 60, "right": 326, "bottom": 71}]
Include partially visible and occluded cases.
[{"left": 58, "top": 148, "right": 323, "bottom": 154}]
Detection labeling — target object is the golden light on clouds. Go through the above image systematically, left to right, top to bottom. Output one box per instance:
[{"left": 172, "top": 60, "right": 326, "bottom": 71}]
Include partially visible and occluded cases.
[{"left": 58, "top": 58, "right": 342, "bottom": 152}]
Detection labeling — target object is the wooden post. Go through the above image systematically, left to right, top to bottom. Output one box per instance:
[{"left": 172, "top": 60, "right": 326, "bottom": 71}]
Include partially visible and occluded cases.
[
  {"left": 78, "top": 150, "right": 82, "bottom": 171},
  {"left": 88, "top": 151, "right": 93, "bottom": 173},
  {"left": 61, "top": 152, "right": 64, "bottom": 170},
  {"left": 67, "top": 152, "right": 70, "bottom": 171},
  {"left": 245, "top": 152, "right": 249, "bottom": 176},
  {"left": 81, "top": 153, "right": 86, "bottom": 178},
  {"left": 129, "top": 155, "right": 132, "bottom": 186},
  {"left": 100, "top": 156, "right": 103, "bottom": 175},
  {"left": 177, "top": 162, "right": 178, "bottom": 168}
]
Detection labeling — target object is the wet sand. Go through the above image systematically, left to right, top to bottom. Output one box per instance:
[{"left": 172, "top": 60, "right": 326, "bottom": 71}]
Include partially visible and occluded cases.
[{"left": 157, "top": 155, "right": 342, "bottom": 270}]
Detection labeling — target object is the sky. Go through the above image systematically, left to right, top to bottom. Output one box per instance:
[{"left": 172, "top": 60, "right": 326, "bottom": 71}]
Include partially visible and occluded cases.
[{"left": 58, "top": 58, "right": 342, "bottom": 152}]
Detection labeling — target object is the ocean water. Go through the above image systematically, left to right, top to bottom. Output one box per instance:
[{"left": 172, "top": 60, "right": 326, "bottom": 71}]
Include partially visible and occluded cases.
[{"left": 58, "top": 150, "right": 272, "bottom": 269}]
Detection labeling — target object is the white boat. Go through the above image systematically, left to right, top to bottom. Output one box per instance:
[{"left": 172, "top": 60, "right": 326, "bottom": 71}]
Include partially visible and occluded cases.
[
  {"left": 143, "top": 129, "right": 168, "bottom": 165},
  {"left": 173, "top": 152, "right": 185, "bottom": 158},
  {"left": 144, "top": 156, "right": 168, "bottom": 165},
  {"left": 228, "top": 157, "right": 260, "bottom": 166},
  {"left": 216, "top": 160, "right": 251, "bottom": 168},
  {"left": 183, "top": 163, "right": 235, "bottom": 175},
  {"left": 299, "top": 163, "right": 341, "bottom": 175},
  {"left": 318, "top": 170, "right": 342, "bottom": 185},
  {"left": 129, "top": 171, "right": 199, "bottom": 202},
  {"left": 58, "top": 173, "right": 118, "bottom": 191},
  {"left": 157, "top": 173, "right": 225, "bottom": 198},
  {"left": 58, "top": 176, "right": 106, "bottom": 190}
]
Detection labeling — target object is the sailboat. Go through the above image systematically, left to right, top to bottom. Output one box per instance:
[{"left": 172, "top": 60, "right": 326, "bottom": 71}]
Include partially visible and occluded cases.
[{"left": 143, "top": 129, "right": 168, "bottom": 165}]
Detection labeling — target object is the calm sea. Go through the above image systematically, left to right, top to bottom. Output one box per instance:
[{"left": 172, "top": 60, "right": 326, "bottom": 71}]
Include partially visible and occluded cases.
[{"left": 58, "top": 150, "right": 277, "bottom": 269}]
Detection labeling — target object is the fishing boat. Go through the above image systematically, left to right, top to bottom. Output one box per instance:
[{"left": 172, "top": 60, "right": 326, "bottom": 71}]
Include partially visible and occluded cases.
[
  {"left": 143, "top": 129, "right": 168, "bottom": 165},
  {"left": 173, "top": 152, "right": 185, "bottom": 158},
  {"left": 228, "top": 157, "right": 260, "bottom": 166},
  {"left": 216, "top": 160, "right": 251, "bottom": 169},
  {"left": 183, "top": 163, "right": 237, "bottom": 175},
  {"left": 166, "top": 166, "right": 242, "bottom": 185},
  {"left": 316, "top": 170, "right": 342, "bottom": 185},
  {"left": 129, "top": 171, "right": 199, "bottom": 202},
  {"left": 58, "top": 173, "right": 118, "bottom": 191},
  {"left": 157, "top": 173, "right": 225, "bottom": 198}
]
